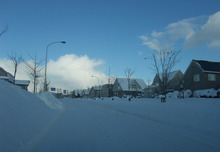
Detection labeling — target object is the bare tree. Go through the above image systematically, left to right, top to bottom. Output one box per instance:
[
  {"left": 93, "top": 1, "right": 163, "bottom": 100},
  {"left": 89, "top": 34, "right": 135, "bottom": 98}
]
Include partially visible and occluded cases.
[
  {"left": 0, "top": 26, "right": 8, "bottom": 37},
  {"left": 152, "top": 48, "right": 181, "bottom": 101},
  {"left": 8, "top": 52, "right": 23, "bottom": 84},
  {"left": 24, "top": 55, "right": 44, "bottom": 93},
  {"left": 124, "top": 68, "right": 135, "bottom": 97}
]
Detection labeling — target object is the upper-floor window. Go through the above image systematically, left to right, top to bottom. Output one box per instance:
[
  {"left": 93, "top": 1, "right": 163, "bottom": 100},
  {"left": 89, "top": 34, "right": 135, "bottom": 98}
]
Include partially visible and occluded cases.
[
  {"left": 193, "top": 74, "right": 200, "bottom": 82},
  {"left": 208, "top": 74, "right": 216, "bottom": 81},
  {"left": 131, "top": 84, "right": 136, "bottom": 89}
]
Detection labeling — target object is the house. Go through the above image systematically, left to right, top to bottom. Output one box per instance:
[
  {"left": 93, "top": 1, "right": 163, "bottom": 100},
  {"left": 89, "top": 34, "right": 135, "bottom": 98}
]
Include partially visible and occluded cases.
[
  {"left": 181, "top": 60, "right": 220, "bottom": 91},
  {"left": 0, "top": 66, "right": 30, "bottom": 91},
  {"left": 0, "top": 66, "right": 14, "bottom": 83},
  {"left": 144, "top": 70, "right": 183, "bottom": 98},
  {"left": 113, "top": 78, "right": 147, "bottom": 98},
  {"left": 15, "top": 80, "right": 30, "bottom": 91},
  {"left": 100, "top": 84, "right": 113, "bottom": 97},
  {"left": 89, "top": 86, "right": 102, "bottom": 98},
  {"left": 82, "top": 89, "right": 90, "bottom": 98}
]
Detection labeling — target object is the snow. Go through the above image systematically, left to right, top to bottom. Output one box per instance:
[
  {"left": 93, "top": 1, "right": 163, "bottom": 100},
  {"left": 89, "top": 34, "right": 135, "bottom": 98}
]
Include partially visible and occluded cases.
[
  {"left": 115, "top": 78, "right": 147, "bottom": 91},
  {"left": 0, "top": 79, "right": 57, "bottom": 152},
  {"left": 1, "top": 79, "right": 220, "bottom": 151},
  {"left": 15, "top": 80, "right": 30, "bottom": 86},
  {"left": 194, "top": 88, "right": 218, "bottom": 98},
  {"left": 37, "top": 92, "right": 64, "bottom": 110}
]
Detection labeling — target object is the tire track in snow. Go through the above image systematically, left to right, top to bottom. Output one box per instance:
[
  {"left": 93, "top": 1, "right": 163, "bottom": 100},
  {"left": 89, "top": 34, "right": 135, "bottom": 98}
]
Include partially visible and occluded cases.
[
  {"left": 85, "top": 101, "right": 220, "bottom": 152},
  {"left": 18, "top": 111, "right": 63, "bottom": 152}
]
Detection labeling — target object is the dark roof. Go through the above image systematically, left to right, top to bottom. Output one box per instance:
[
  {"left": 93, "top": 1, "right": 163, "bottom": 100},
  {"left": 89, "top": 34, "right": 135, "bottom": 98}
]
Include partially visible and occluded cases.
[{"left": 193, "top": 60, "right": 220, "bottom": 73}]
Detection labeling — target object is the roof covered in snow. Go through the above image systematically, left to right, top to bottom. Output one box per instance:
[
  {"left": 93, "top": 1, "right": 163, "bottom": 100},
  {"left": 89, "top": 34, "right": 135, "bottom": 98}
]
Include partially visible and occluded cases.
[
  {"left": 193, "top": 60, "right": 220, "bottom": 73},
  {"left": 0, "top": 66, "right": 7, "bottom": 73},
  {"left": 0, "top": 76, "right": 9, "bottom": 80},
  {"left": 115, "top": 78, "right": 147, "bottom": 91},
  {"left": 15, "top": 80, "right": 30, "bottom": 86},
  {"left": 92, "top": 86, "right": 102, "bottom": 91}
]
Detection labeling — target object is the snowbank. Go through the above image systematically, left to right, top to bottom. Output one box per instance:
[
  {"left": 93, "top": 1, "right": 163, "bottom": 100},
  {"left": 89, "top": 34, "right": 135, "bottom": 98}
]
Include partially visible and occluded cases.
[
  {"left": 0, "top": 80, "right": 57, "bottom": 152},
  {"left": 164, "top": 88, "right": 219, "bottom": 99},
  {"left": 194, "top": 88, "right": 217, "bottom": 98},
  {"left": 166, "top": 91, "right": 179, "bottom": 98},
  {"left": 37, "top": 92, "right": 64, "bottom": 110}
]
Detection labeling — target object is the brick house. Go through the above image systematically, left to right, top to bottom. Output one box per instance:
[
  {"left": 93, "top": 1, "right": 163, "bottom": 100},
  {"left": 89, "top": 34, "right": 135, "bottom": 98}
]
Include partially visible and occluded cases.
[{"left": 181, "top": 60, "right": 220, "bottom": 91}]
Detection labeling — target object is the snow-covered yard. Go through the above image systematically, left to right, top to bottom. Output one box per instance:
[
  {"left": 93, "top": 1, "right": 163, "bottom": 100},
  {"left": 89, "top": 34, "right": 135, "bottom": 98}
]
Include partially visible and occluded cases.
[{"left": 0, "top": 79, "right": 220, "bottom": 152}]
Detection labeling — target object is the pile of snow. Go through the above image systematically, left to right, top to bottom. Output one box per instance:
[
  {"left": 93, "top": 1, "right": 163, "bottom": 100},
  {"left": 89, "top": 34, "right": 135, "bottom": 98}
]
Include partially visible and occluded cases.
[
  {"left": 0, "top": 79, "right": 57, "bottom": 152},
  {"left": 194, "top": 88, "right": 218, "bottom": 98},
  {"left": 183, "top": 89, "right": 193, "bottom": 98},
  {"left": 166, "top": 90, "right": 193, "bottom": 98},
  {"left": 166, "top": 91, "right": 179, "bottom": 98},
  {"left": 37, "top": 92, "right": 64, "bottom": 110}
]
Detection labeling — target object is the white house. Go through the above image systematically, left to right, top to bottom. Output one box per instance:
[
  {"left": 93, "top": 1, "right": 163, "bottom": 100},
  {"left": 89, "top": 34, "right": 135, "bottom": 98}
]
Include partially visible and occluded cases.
[{"left": 113, "top": 78, "right": 147, "bottom": 98}]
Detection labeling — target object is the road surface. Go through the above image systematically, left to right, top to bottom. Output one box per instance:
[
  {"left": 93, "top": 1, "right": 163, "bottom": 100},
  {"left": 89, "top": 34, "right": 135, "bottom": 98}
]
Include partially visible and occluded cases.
[{"left": 22, "top": 100, "right": 220, "bottom": 152}]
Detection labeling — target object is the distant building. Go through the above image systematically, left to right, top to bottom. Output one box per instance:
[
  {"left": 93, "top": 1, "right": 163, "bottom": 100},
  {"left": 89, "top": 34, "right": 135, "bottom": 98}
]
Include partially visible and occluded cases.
[
  {"left": 182, "top": 60, "right": 220, "bottom": 91},
  {"left": 0, "top": 66, "right": 30, "bottom": 91},
  {"left": 0, "top": 66, "right": 14, "bottom": 82},
  {"left": 144, "top": 70, "right": 183, "bottom": 98},
  {"left": 113, "top": 78, "right": 147, "bottom": 98},
  {"left": 15, "top": 80, "right": 30, "bottom": 91},
  {"left": 100, "top": 84, "right": 113, "bottom": 97},
  {"left": 89, "top": 86, "right": 102, "bottom": 98},
  {"left": 82, "top": 89, "right": 90, "bottom": 98}
]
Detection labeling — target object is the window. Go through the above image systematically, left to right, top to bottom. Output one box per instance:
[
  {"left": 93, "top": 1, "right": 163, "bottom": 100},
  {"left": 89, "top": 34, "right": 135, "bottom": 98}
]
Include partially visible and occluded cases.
[
  {"left": 193, "top": 74, "right": 200, "bottom": 82},
  {"left": 208, "top": 74, "right": 216, "bottom": 81},
  {"left": 131, "top": 84, "right": 136, "bottom": 89}
]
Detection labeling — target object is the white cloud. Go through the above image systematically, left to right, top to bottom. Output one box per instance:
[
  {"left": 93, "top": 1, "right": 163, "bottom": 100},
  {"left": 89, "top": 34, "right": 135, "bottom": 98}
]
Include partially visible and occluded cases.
[
  {"left": 140, "top": 11, "right": 220, "bottom": 51},
  {"left": 185, "top": 11, "right": 220, "bottom": 48},
  {"left": 139, "top": 18, "right": 198, "bottom": 51},
  {"left": 166, "top": 18, "right": 196, "bottom": 40},
  {"left": 151, "top": 30, "right": 164, "bottom": 38},
  {"left": 139, "top": 36, "right": 162, "bottom": 51},
  {"left": 208, "top": 39, "right": 220, "bottom": 48},
  {"left": 138, "top": 51, "right": 143, "bottom": 56},
  {"left": 0, "top": 54, "right": 107, "bottom": 92},
  {"left": 47, "top": 54, "right": 107, "bottom": 90}
]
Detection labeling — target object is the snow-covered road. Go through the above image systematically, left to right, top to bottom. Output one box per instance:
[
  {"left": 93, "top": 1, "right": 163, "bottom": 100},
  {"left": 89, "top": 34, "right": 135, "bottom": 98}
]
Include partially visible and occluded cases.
[
  {"left": 1, "top": 80, "right": 220, "bottom": 152},
  {"left": 26, "top": 99, "right": 220, "bottom": 152}
]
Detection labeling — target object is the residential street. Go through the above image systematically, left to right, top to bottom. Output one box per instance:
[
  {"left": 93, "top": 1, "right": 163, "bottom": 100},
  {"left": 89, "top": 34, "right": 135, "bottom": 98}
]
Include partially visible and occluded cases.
[{"left": 24, "top": 100, "right": 220, "bottom": 152}]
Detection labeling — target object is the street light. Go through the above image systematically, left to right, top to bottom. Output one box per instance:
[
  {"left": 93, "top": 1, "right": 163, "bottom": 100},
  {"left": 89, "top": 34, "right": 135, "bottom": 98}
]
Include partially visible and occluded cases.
[
  {"left": 44, "top": 41, "right": 66, "bottom": 91},
  {"left": 91, "top": 75, "right": 101, "bottom": 98}
]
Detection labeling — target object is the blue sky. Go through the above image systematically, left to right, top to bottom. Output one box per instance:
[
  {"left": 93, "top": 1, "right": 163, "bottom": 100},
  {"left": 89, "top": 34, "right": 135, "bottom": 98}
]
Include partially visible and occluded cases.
[{"left": 0, "top": 0, "right": 220, "bottom": 91}]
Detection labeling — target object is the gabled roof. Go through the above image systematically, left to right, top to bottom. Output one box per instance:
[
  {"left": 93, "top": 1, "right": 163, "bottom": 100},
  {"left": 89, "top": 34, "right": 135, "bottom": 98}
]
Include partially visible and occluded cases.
[
  {"left": 193, "top": 60, "right": 220, "bottom": 73},
  {"left": 0, "top": 66, "right": 6, "bottom": 73},
  {"left": 0, "top": 66, "right": 12, "bottom": 76},
  {"left": 0, "top": 67, "right": 14, "bottom": 83},
  {"left": 158, "top": 70, "right": 181, "bottom": 82},
  {"left": 115, "top": 78, "right": 147, "bottom": 91},
  {"left": 135, "top": 79, "right": 148, "bottom": 89},
  {"left": 91, "top": 86, "right": 102, "bottom": 91},
  {"left": 82, "top": 89, "right": 90, "bottom": 94}
]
